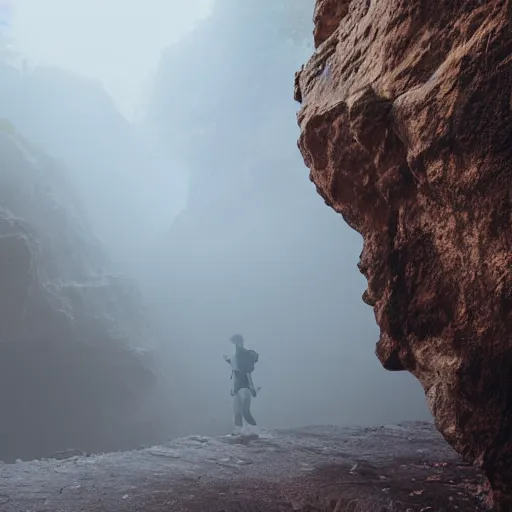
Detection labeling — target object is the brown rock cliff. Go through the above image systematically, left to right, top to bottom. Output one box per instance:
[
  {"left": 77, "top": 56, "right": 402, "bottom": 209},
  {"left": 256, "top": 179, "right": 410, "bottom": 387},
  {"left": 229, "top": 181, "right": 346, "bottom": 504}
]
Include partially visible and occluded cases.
[{"left": 295, "top": 0, "right": 512, "bottom": 509}]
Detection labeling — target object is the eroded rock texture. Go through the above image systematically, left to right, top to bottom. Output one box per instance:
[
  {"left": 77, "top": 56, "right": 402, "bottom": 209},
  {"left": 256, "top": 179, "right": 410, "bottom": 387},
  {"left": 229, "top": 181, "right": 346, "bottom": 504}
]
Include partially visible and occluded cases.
[{"left": 296, "top": 0, "right": 512, "bottom": 509}]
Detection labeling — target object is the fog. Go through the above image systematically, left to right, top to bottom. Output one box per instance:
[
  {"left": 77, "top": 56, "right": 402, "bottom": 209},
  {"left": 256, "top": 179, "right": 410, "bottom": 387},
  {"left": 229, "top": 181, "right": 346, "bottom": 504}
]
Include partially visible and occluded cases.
[
  {"left": 0, "top": 0, "right": 430, "bottom": 456},
  {"left": 10, "top": 0, "right": 212, "bottom": 117}
]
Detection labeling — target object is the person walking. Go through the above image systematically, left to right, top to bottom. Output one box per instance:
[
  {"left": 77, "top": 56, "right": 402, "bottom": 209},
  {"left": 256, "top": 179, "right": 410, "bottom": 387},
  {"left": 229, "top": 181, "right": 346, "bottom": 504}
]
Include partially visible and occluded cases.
[{"left": 223, "top": 334, "right": 259, "bottom": 436}]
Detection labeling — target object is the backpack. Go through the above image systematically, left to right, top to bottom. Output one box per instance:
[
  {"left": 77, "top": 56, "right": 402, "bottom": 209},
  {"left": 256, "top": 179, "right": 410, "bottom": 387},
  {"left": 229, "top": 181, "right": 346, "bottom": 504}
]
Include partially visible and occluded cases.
[{"left": 236, "top": 347, "right": 259, "bottom": 374}]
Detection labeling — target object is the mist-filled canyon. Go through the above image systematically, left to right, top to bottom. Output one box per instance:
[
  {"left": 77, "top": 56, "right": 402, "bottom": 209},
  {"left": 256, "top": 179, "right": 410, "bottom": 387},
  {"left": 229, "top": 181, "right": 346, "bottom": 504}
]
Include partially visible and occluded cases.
[{"left": 0, "top": 0, "right": 431, "bottom": 464}]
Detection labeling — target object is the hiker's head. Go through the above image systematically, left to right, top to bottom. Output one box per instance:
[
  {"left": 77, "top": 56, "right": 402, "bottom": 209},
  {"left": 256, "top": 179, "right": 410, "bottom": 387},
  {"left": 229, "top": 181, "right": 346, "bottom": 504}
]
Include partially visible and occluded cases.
[{"left": 230, "top": 334, "right": 244, "bottom": 347}]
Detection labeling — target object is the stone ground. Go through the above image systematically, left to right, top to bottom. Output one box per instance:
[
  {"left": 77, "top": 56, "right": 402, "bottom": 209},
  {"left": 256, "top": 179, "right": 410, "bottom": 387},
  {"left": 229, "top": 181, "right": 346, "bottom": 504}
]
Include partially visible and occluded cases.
[{"left": 0, "top": 422, "right": 488, "bottom": 511}]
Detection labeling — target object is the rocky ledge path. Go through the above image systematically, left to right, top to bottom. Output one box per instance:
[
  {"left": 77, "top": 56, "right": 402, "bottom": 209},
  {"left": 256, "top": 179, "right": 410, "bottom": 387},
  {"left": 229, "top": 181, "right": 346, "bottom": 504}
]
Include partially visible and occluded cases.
[{"left": 0, "top": 422, "right": 487, "bottom": 511}]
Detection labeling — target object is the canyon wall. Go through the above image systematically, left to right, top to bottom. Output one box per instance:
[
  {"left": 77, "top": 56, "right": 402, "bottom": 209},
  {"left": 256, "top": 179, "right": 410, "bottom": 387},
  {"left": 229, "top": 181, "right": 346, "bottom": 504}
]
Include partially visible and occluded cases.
[
  {"left": 295, "top": 0, "right": 512, "bottom": 509},
  {"left": 0, "top": 122, "right": 167, "bottom": 462}
]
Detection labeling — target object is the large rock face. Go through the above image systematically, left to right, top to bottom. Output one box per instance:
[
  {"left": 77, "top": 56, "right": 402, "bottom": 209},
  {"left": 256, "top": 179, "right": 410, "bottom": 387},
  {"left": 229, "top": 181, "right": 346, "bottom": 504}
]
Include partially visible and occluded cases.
[
  {"left": 295, "top": 0, "right": 512, "bottom": 508},
  {"left": 0, "top": 124, "right": 166, "bottom": 462}
]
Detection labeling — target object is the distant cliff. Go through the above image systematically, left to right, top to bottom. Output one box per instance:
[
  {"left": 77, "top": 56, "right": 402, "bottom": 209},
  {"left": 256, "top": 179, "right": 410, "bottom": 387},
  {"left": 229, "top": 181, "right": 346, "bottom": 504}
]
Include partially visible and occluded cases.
[
  {"left": 0, "top": 64, "right": 177, "bottom": 274},
  {"left": 0, "top": 124, "right": 167, "bottom": 462}
]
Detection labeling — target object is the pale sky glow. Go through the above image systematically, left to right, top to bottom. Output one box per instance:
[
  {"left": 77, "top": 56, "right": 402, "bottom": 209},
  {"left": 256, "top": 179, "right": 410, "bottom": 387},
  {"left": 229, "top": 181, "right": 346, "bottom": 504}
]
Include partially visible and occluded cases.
[{"left": 8, "top": 0, "right": 212, "bottom": 118}]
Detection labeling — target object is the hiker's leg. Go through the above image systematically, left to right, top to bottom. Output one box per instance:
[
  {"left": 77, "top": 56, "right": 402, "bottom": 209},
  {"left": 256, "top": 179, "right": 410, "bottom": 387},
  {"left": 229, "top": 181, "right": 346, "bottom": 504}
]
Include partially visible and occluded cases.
[
  {"left": 239, "top": 388, "right": 257, "bottom": 426},
  {"left": 233, "top": 392, "right": 243, "bottom": 428}
]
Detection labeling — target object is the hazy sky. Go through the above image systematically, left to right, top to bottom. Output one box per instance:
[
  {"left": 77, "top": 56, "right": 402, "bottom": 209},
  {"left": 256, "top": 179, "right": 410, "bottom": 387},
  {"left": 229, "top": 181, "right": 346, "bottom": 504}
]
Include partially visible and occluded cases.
[{"left": 6, "top": 0, "right": 211, "bottom": 118}]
